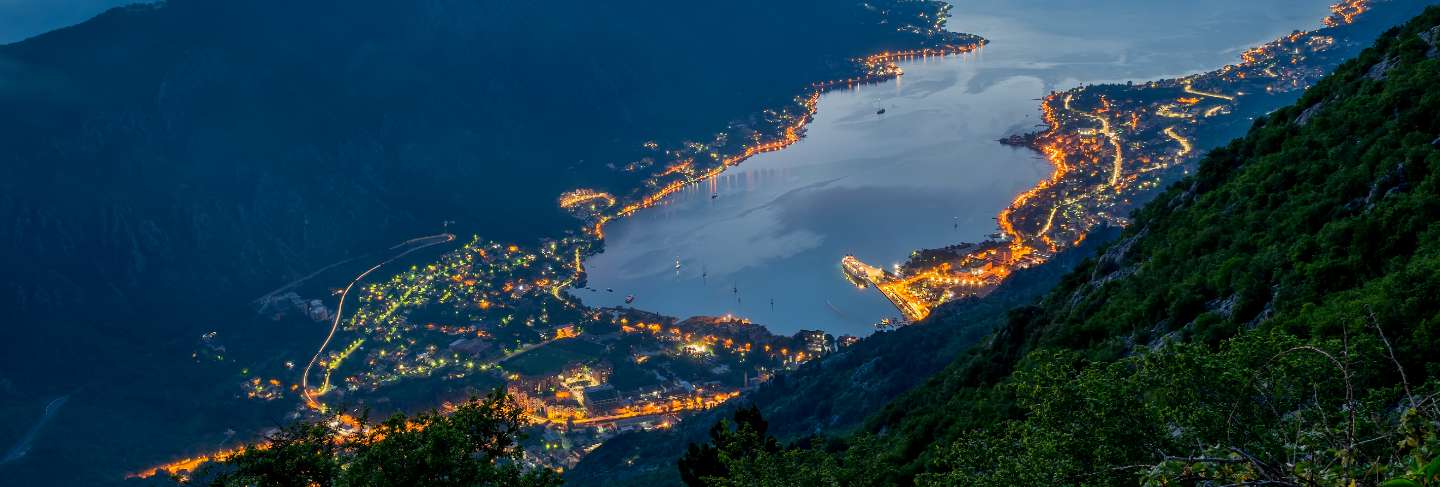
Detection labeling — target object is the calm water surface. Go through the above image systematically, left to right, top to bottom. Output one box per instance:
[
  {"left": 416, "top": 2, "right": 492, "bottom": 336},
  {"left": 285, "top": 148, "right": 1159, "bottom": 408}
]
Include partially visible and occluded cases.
[{"left": 581, "top": 0, "right": 1337, "bottom": 337}]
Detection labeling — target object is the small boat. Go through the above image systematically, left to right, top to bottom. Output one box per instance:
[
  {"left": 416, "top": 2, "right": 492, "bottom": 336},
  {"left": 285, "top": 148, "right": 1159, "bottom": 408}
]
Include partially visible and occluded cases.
[
  {"left": 876, "top": 108, "right": 886, "bottom": 115},
  {"left": 711, "top": 193, "right": 719, "bottom": 199},
  {"left": 674, "top": 257, "right": 682, "bottom": 270},
  {"left": 606, "top": 288, "right": 614, "bottom": 293},
  {"left": 625, "top": 295, "right": 635, "bottom": 304},
  {"left": 874, "top": 317, "right": 906, "bottom": 331}
]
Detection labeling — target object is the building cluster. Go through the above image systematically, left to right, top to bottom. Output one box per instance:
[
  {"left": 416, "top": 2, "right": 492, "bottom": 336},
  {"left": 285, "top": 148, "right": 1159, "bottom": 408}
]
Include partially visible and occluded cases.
[
  {"left": 237, "top": 241, "right": 847, "bottom": 470},
  {"left": 498, "top": 309, "right": 844, "bottom": 470}
]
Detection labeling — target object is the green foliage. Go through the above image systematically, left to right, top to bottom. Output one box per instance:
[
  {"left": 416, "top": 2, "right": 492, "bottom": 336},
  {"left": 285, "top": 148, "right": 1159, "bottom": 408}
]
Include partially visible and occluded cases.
[
  {"left": 914, "top": 332, "right": 1440, "bottom": 486},
  {"left": 202, "top": 391, "right": 560, "bottom": 487},
  {"left": 678, "top": 405, "right": 779, "bottom": 486},
  {"left": 678, "top": 406, "right": 900, "bottom": 487},
  {"left": 1383, "top": 411, "right": 1440, "bottom": 486},
  {"left": 208, "top": 421, "right": 341, "bottom": 487}
]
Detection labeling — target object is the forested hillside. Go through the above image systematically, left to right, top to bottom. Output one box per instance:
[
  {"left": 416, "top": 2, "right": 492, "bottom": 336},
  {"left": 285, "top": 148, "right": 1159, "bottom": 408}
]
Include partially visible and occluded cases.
[{"left": 677, "top": 6, "right": 1440, "bottom": 486}]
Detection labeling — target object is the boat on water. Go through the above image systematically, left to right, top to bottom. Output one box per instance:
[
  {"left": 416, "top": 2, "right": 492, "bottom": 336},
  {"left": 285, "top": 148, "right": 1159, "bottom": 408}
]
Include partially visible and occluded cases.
[
  {"left": 840, "top": 254, "right": 873, "bottom": 289},
  {"left": 841, "top": 264, "right": 868, "bottom": 289},
  {"left": 625, "top": 294, "right": 635, "bottom": 304},
  {"left": 873, "top": 317, "right": 906, "bottom": 331}
]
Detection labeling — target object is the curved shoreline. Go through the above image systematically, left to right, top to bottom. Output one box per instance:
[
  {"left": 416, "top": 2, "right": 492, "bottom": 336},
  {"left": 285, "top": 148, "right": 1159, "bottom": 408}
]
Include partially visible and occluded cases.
[
  {"left": 565, "top": 41, "right": 988, "bottom": 306},
  {"left": 585, "top": 42, "right": 989, "bottom": 240}
]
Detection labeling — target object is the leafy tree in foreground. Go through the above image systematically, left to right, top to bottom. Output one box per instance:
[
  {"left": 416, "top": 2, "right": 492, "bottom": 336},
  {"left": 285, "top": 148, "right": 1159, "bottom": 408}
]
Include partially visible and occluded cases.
[
  {"left": 199, "top": 391, "right": 560, "bottom": 487},
  {"left": 678, "top": 405, "right": 779, "bottom": 486},
  {"left": 679, "top": 405, "right": 900, "bottom": 487}
]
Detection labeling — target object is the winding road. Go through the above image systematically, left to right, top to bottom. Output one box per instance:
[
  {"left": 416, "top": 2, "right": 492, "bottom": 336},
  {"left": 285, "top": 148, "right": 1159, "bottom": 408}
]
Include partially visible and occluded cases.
[
  {"left": 300, "top": 233, "right": 456, "bottom": 414},
  {"left": 1, "top": 395, "right": 68, "bottom": 466}
]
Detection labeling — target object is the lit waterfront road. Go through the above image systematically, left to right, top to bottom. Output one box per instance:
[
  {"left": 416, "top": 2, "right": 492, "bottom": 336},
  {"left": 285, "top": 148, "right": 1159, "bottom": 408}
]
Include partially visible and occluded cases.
[
  {"left": 1184, "top": 80, "right": 1237, "bottom": 101},
  {"left": 301, "top": 233, "right": 456, "bottom": 414},
  {"left": 841, "top": 255, "right": 927, "bottom": 321},
  {"left": 568, "top": 390, "right": 741, "bottom": 426}
]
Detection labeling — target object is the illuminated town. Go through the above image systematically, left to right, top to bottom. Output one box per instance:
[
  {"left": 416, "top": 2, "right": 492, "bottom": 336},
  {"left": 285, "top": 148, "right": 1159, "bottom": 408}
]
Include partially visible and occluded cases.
[
  {"left": 131, "top": 0, "right": 1378, "bottom": 479},
  {"left": 843, "top": 0, "right": 1374, "bottom": 322},
  {"left": 139, "top": 227, "right": 858, "bottom": 480}
]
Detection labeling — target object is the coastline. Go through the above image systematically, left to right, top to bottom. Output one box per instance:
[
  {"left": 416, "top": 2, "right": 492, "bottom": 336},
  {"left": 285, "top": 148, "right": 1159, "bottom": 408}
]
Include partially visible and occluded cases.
[{"left": 555, "top": 39, "right": 989, "bottom": 314}]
